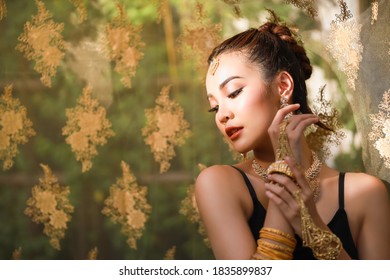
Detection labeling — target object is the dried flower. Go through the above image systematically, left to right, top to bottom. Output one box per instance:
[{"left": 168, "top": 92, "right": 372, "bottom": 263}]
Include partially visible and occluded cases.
[
  {"left": 0, "top": 0, "right": 6, "bottom": 20},
  {"left": 16, "top": 0, "right": 68, "bottom": 87},
  {"left": 69, "top": 0, "right": 87, "bottom": 23},
  {"left": 221, "top": 0, "right": 242, "bottom": 17},
  {"left": 285, "top": 0, "right": 318, "bottom": 18},
  {"left": 326, "top": 0, "right": 362, "bottom": 90},
  {"left": 371, "top": 1, "right": 379, "bottom": 25},
  {"left": 177, "top": 2, "right": 222, "bottom": 76},
  {"left": 101, "top": 3, "right": 144, "bottom": 88},
  {"left": 0, "top": 85, "right": 35, "bottom": 170},
  {"left": 62, "top": 85, "right": 115, "bottom": 172},
  {"left": 142, "top": 85, "right": 192, "bottom": 173},
  {"left": 307, "top": 85, "right": 345, "bottom": 160},
  {"left": 369, "top": 88, "right": 390, "bottom": 168},
  {"left": 102, "top": 161, "right": 151, "bottom": 250},
  {"left": 25, "top": 164, "right": 74, "bottom": 250},
  {"left": 179, "top": 164, "right": 210, "bottom": 248},
  {"left": 163, "top": 246, "right": 176, "bottom": 260},
  {"left": 12, "top": 247, "right": 22, "bottom": 260},
  {"left": 87, "top": 247, "right": 98, "bottom": 260}
]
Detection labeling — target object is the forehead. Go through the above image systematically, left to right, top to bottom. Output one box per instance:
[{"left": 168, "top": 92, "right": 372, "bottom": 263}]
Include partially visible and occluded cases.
[{"left": 206, "top": 52, "right": 258, "bottom": 89}]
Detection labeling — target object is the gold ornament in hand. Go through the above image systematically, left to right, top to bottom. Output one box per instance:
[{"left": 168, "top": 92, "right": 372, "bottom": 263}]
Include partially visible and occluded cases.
[
  {"left": 267, "top": 120, "right": 295, "bottom": 179},
  {"left": 293, "top": 190, "right": 342, "bottom": 260}
]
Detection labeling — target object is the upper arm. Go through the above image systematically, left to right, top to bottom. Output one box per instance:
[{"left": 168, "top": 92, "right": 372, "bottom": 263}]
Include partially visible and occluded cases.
[
  {"left": 195, "top": 166, "right": 256, "bottom": 259},
  {"left": 354, "top": 176, "right": 390, "bottom": 259}
]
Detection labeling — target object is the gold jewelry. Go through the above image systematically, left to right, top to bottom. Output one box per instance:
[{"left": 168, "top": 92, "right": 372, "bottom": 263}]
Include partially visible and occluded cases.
[
  {"left": 210, "top": 57, "right": 219, "bottom": 75},
  {"left": 280, "top": 96, "right": 293, "bottom": 120},
  {"left": 267, "top": 120, "right": 295, "bottom": 179},
  {"left": 304, "top": 151, "right": 322, "bottom": 201},
  {"left": 252, "top": 159, "right": 269, "bottom": 182},
  {"left": 267, "top": 160, "right": 295, "bottom": 179},
  {"left": 292, "top": 189, "right": 302, "bottom": 198},
  {"left": 293, "top": 191, "right": 342, "bottom": 260},
  {"left": 251, "top": 227, "right": 297, "bottom": 260},
  {"left": 260, "top": 227, "right": 296, "bottom": 247}
]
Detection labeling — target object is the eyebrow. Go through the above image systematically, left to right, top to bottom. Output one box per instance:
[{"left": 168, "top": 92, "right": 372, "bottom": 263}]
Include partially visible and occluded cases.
[
  {"left": 207, "top": 76, "right": 243, "bottom": 99},
  {"left": 219, "top": 76, "right": 242, "bottom": 89}
]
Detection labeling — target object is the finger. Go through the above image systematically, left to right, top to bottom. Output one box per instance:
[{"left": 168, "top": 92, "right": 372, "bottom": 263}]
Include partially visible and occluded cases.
[
  {"left": 271, "top": 104, "right": 300, "bottom": 126},
  {"left": 287, "top": 114, "right": 319, "bottom": 131},
  {"left": 286, "top": 115, "right": 319, "bottom": 146},
  {"left": 284, "top": 156, "right": 311, "bottom": 192},
  {"left": 267, "top": 173, "right": 301, "bottom": 196},
  {"left": 265, "top": 182, "right": 296, "bottom": 207},
  {"left": 265, "top": 184, "right": 301, "bottom": 219}
]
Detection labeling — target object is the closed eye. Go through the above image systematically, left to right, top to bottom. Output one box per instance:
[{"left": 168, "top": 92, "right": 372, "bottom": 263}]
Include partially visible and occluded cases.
[
  {"left": 228, "top": 88, "right": 243, "bottom": 98},
  {"left": 208, "top": 105, "right": 219, "bottom": 113}
]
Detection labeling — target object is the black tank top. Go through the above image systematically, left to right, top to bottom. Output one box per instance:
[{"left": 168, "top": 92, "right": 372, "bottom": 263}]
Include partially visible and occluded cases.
[{"left": 231, "top": 166, "right": 359, "bottom": 259}]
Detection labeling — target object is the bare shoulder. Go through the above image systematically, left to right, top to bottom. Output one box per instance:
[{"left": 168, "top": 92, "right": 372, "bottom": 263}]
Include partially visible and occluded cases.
[
  {"left": 195, "top": 164, "right": 250, "bottom": 206},
  {"left": 195, "top": 165, "right": 242, "bottom": 194},
  {"left": 196, "top": 165, "right": 237, "bottom": 183},
  {"left": 345, "top": 172, "right": 390, "bottom": 208},
  {"left": 346, "top": 172, "right": 388, "bottom": 197}
]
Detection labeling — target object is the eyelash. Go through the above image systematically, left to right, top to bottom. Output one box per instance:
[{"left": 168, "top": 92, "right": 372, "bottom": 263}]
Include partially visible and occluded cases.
[
  {"left": 208, "top": 88, "right": 243, "bottom": 113},
  {"left": 228, "top": 88, "right": 243, "bottom": 98},
  {"left": 208, "top": 105, "right": 219, "bottom": 113}
]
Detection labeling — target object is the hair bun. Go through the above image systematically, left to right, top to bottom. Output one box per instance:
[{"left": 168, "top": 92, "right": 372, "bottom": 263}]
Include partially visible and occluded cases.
[{"left": 259, "top": 22, "right": 312, "bottom": 80}]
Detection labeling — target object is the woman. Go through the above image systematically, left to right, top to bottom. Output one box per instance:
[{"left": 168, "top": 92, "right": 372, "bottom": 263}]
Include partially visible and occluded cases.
[{"left": 195, "top": 21, "right": 390, "bottom": 259}]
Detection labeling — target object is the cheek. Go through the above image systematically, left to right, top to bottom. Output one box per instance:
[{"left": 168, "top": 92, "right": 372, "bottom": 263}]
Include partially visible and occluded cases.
[
  {"left": 245, "top": 101, "right": 276, "bottom": 131},
  {"left": 215, "top": 117, "right": 225, "bottom": 134}
]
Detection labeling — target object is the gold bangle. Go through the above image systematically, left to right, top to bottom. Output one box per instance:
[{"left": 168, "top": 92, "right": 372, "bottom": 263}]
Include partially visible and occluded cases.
[
  {"left": 267, "top": 160, "right": 295, "bottom": 179},
  {"left": 251, "top": 227, "right": 297, "bottom": 260},
  {"left": 260, "top": 227, "right": 296, "bottom": 241},
  {"left": 259, "top": 228, "right": 297, "bottom": 249},
  {"left": 254, "top": 239, "right": 294, "bottom": 260},
  {"left": 257, "top": 239, "right": 294, "bottom": 254}
]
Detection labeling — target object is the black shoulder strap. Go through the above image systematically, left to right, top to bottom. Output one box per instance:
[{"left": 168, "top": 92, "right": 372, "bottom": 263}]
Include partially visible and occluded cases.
[
  {"left": 230, "top": 165, "right": 258, "bottom": 201},
  {"left": 338, "top": 172, "right": 345, "bottom": 209}
]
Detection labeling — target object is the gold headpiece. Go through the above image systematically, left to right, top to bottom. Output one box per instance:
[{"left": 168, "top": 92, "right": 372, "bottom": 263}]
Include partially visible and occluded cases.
[{"left": 210, "top": 57, "right": 219, "bottom": 75}]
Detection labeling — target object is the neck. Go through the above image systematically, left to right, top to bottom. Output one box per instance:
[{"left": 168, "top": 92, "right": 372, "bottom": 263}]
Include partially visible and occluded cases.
[{"left": 252, "top": 149, "right": 275, "bottom": 168}]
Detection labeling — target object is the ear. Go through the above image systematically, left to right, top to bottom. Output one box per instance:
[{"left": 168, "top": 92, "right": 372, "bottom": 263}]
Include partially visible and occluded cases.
[{"left": 276, "top": 71, "right": 294, "bottom": 102}]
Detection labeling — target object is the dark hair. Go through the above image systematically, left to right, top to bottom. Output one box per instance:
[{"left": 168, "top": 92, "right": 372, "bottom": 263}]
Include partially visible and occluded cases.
[{"left": 208, "top": 22, "right": 319, "bottom": 120}]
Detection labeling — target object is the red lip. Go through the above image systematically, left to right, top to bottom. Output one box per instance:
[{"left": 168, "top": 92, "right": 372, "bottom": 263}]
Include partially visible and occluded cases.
[{"left": 225, "top": 126, "right": 243, "bottom": 140}]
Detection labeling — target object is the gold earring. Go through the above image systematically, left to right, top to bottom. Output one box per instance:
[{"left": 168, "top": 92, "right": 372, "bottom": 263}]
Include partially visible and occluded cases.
[
  {"left": 280, "top": 96, "right": 289, "bottom": 108},
  {"left": 280, "top": 96, "right": 293, "bottom": 120}
]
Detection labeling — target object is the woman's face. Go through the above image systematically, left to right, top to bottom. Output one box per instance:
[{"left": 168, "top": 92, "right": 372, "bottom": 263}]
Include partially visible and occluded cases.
[{"left": 205, "top": 52, "right": 280, "bottom": 154}]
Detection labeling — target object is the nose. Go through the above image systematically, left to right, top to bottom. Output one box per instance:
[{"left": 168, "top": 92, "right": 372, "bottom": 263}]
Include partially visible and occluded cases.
[{"left": 216, "top": 105, "right": 234, "bottom": 124}]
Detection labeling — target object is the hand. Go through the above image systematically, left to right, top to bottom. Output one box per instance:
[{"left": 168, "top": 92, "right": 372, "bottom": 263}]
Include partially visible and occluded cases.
[
  {"left": 267, "top": 103, "right": 319, "bottom": 169},
  {"left": 264, "top": 156, "right": 321, "bottom": 236}
]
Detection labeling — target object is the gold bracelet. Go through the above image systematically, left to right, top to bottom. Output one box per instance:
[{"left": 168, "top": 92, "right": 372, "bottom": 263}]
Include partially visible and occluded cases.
[
  {"left": 293, "top": 190, "right": 342, "bottom": 260},
  {"left": 251, "top": 227, "right": 297, "bottom": 260},
  {"left": 259, "top": 227, "right": 297, "bottom": 249}
]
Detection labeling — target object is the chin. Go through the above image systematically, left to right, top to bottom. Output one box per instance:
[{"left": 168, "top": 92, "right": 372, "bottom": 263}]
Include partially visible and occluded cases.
[{"left": 230, "top": 143, "right": 251, "bottom": 155}]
